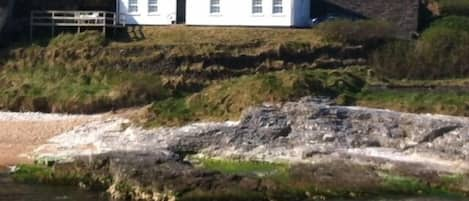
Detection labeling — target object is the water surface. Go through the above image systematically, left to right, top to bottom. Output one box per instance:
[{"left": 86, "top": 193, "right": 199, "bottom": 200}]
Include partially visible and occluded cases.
[
  {"left": 0, "top": 173, "right": 466, "bottom": 201},
  {"left": 0, "top": 173, "right": 107, "bottom": 201}
]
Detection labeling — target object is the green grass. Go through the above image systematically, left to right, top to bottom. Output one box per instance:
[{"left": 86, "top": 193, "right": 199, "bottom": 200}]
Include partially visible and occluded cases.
[
  {"left": 437, "top": 0, "right": 469, "bottom": 16},
  {"left": 431, "top": 16, "right": 469, "bottom": 32},
  {"left": 315, "top": 19, "right": 394, "bottom": 46},
  {"left": 2, "top": 28, "right": 326, "bottom": 74},
  {"left": 0, "top": 29, "right": 346, "bottom": 115},
  {"left": 0, "top": 65, "right": 171, "bottom": 113},
  {"left": 146, "top": 68, "right": 366, "bottom": 126},
  {"left": 356, "top": 90, "right": 469, "bottom": 116},
  {"left": 195, "top": 158, "right": 289, "bottom": 177},
  {"left": 12, "top": 164, "right": 86, "bottom": 185},
  {"left": 12, "top": 164, "right": 112, "bottom": 190},
  {"left": 12, "top": 165, "right": 54, "bottom": 184},
  {"left": 378, "top": 173, "right": 467, "bottom": 198},
  {"left": 380, "top": 174, "right": 432, "bottom": 194}
]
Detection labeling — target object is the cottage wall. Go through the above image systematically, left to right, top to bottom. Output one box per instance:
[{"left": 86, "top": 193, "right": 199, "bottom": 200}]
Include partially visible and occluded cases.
[
  {"left": 119, "top": 0, "right": 177, "bottom": 25},
  {"left": 186, "top": 0, "right": 301, "bottom": 27},
  {"left": 320, "top": 0, "right": 420, "bottom": 37}
]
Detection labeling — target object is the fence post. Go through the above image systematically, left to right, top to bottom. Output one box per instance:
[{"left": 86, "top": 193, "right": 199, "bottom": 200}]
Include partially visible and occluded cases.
[{"left": 51, "top": 11, "right": 55, "bottom": 37}]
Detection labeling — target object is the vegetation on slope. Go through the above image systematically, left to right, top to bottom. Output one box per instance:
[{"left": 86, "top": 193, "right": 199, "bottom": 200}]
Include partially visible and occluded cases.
[
  {"left": 436, "top": 0, "right": 469, "bottom": 16},
  {"left": 1, "top": 13, "right": 469, "bottom": 122},
  {"left": 372, "top": 15, "right": 469, "bottom": 79},
  {"left": 315, "top": 19, "right": 395, "bottom": 46},
  {"left": 0, "top": 27, "right": 366, "bottom": 116},
  {"left": 0, "top": 66, "right": 169, "bottom": 113},
  {"left": 146, "top": 68, "right": 365, "bottom": 126},
  {"left": 356, "top": 90, "right": 469, "bottom": 116}
]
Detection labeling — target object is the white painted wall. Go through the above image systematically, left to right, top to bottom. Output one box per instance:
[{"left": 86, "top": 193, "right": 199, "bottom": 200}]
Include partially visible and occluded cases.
[
  {"left": 118, "top": 0, "right": 177, "bottom": 25},
  {"left": 186, "top": 0, "right": 310, "bottom": 27}
]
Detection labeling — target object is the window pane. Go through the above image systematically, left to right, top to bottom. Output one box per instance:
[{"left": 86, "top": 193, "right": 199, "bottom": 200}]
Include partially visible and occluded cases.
[
  {"left": 129, "top": 0, "right": 138, "bottom": 13},
  {"left": 149, "top": 0, "right": 158, "bottom": 13},
  {"left": 210, "top": 0, "right": 220, "bottom": 13},
  {"left": 252, "top": 0, "right": 262, "bottom": 14},
  {"left": 273, "top": 0, "right": 282, "bottom": 14}
]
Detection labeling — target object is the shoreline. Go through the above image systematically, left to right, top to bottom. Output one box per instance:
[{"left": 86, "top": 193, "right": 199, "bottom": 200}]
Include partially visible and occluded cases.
[
  {"left": 24, "top": 99, "right": 469, "bottom": 200},
  {"left": 0, "top": 111, "right": 99, "bottom": 168}
]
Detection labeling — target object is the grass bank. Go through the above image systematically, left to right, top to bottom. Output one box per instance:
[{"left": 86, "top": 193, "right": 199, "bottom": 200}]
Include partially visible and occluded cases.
[
  {"left": 1, "top": 23, "right": 469, "bottom": 120},
  {"left": 0, "top": 27, "right": 368, "bottom": 114},
  {"left": 0, "top": 66, "right": 170, "bottom": 113},
  {"left": 146, "top": 68, "right": 366, "bottom": 126},
  {"left": 355, "top": 89, "right": 469, "bottom": 116}
]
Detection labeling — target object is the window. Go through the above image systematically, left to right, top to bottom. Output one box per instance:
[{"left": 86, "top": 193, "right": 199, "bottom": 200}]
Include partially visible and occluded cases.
[
  {"left": 128, "top": 0, "right": 138, "bottom": 13},
  {"left": 148, "top": 0, "right": 158, "bottom": 13},
  {"left": 210, "top": 0, "right": 220, "bottom": 14},
  {"left": 252, "top": 0, "right": 263, "bottom": 14},
  {"left": 273, "top": 0, "right": 283, "bottom": 14}
]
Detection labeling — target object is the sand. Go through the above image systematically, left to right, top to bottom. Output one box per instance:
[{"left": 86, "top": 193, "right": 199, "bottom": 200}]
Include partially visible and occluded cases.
[{"left": 0, "top": 112, "right": 97, "bottom": 169}]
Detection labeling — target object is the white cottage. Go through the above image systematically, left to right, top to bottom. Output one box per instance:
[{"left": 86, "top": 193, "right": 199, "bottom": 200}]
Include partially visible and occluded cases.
[
  {"left": 117, "top": 0, "right": 311, "bottom": 27},
  {"left": 118, "top": 0, "right": 179, "bottom": 25},
  {"left": 186, "top": 0, "right": 311, "bottom": 27}
]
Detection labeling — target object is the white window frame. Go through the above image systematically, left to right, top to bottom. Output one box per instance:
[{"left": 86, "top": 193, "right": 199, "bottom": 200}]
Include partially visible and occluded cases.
[
  {"left": 128, "top": 0, "right": 139, "bottom": 14},
  {"left": 148, "top": 0, "right": 158, "bottom": 14},
  {"left": 210, "top": 0, "right": 221, "bottom": 14},
  {"left": 252, "top": 0, "right": 263, "bottom": 15},
  {"left": 272, "top": 0, "right": 283, "bottom": 14}
]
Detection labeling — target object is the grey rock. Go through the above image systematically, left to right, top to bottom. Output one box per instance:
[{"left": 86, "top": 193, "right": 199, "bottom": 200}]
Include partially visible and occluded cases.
[{"left": 34, "top": 97, "right": 469, "bottom": 174}]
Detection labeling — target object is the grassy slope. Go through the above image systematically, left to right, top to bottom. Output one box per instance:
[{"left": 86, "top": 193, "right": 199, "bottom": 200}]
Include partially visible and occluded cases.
[
  {"left": 1, "top": 25, "right": 469, "bottom": 120},
  {"left": 0, "top": 28, "right": 327, "bottom": 114},
  {"left": 0, "top": 66, "right": 169, "bottom": 113},
  {"left": 146, "top": 68, "right": 366, "bottom": 126},
  {"left": 356, "top": 90, "right": 469, "bottom": 116}
]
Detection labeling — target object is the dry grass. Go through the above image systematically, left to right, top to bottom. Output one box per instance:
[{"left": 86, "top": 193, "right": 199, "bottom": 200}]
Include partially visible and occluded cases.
[
  {"left": 108, "top": 26, "right": 327, "bottom": 58},
  {"left": 118, "top": 26, "right": 323, "bottom": 46},
  {"left": 0, "top": 28, "right": 332, "bottom": 114}
]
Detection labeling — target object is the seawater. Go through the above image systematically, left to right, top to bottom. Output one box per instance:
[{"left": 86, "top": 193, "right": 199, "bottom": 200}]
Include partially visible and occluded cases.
[
  {"left": 0, "top": 172, "right": 466, "bottom": 201},
  {"left": 0, "top": 173, "right": 107, "bottom": 201}
]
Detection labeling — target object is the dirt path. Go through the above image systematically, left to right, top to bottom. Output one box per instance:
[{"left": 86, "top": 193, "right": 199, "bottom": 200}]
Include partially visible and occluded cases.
[{"left": 0, "top": 112, "right": 99, "bottom": 169}]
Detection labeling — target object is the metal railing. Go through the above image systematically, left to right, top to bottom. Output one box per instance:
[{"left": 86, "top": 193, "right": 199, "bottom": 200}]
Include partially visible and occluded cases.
[{"left": 31, "top": 10, "right": 126, "bottom": 27}]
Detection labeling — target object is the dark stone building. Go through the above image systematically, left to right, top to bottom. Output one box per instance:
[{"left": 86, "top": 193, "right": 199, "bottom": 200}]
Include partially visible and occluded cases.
[{"left": 313, "top": 0, "right": 421, "bottom": 38}]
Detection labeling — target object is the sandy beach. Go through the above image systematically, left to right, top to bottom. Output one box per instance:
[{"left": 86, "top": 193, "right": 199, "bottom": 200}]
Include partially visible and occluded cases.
[{"left": 0, "top": 112, "right": 96, "bottom": 169}]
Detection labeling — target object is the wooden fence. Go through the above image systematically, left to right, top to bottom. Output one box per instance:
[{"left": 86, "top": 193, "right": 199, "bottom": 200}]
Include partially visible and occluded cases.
[{"left": 30, "top": 10, "right": 126, "bottom": 39}]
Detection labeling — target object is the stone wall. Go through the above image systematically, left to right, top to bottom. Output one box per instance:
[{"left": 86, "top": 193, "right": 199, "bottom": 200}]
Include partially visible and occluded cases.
[{"left": 318, "top": 0, "right": 421, "bottom": 38}]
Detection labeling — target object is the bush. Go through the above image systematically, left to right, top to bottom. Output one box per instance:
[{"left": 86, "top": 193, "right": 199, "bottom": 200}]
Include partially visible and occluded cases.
[
  {"left": 438, "top": 0, "right": 469, "bottom": 16},
  {"left": 430, "top": 16, "right": 469, "bottom": 32},
  {"left": 315, "top": 19, "right": 395, "bottom": 46},
  {"left": 372, "top": 26, "right": 469, "bottom": 79},
  {"left": 371, "top": 41, "right": 416, "bottom": 79}
]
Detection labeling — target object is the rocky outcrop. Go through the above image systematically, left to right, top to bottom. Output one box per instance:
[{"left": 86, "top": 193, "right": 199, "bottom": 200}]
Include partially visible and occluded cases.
[
  {"left": 31, "top": 97, "right": 469, "bottom": 200},
  {"left": 34, "top": 97, "right": 469, "bottom": 173}
]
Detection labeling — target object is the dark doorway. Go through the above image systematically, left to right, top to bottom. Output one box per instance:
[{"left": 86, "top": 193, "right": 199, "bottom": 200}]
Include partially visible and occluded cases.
[{"left": 176, "top": 0, "right": 186, "bottom": 24}]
